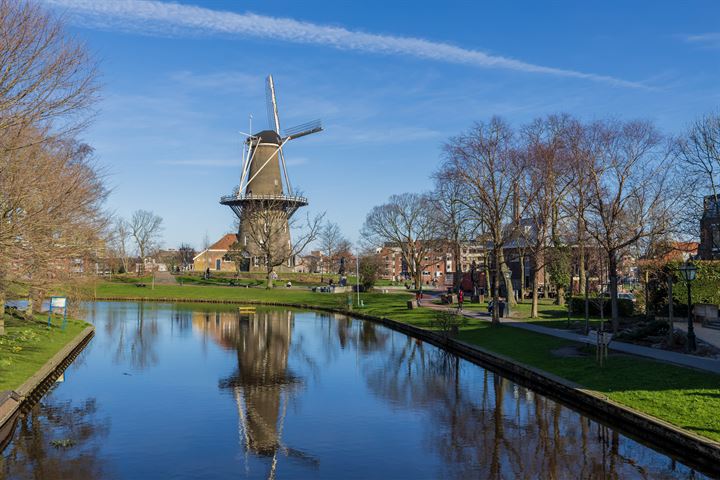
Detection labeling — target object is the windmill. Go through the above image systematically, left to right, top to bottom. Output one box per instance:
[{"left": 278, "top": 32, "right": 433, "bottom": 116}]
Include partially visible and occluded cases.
[{"left": 220, "top": 75, "right": 322, "bottom": 272}]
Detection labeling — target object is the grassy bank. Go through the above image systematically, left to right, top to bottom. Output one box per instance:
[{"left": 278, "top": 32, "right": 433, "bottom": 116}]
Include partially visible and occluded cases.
[
  {"left": 94, "top": 281, "right": 720, "bottom": 442},
  {"left": 0, "top": 313, "right": 89, "bottom": 391}
]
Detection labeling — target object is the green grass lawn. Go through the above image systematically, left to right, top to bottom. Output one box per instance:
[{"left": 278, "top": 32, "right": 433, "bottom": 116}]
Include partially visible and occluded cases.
[
  {"left": 95, "top": 281, "right": 720, "bottom": 442},
  {"left": 0, "top": 313, "right": 89, "bottom": 391}
]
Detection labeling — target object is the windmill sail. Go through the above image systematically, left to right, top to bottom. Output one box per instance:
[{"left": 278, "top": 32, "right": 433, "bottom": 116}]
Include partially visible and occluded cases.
[
  {"left": 265, "top": 75, "right": 281, "bottom": 134},
  {"left": 283, "top": 120, "right": 323, "bottom": 140}
]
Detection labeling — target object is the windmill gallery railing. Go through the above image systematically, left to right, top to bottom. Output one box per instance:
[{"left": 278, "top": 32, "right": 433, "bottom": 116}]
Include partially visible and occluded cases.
[{"left": 220, "top": 193, "right": 308, "bottom": 205}]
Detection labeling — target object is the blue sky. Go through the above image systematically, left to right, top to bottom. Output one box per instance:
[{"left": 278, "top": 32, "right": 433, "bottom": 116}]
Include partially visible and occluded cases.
[{"left": 42, "top": 0, "right": 720, "bottom": 250}]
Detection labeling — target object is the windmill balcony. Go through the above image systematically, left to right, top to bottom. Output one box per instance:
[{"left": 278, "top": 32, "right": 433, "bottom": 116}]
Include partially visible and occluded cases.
[{"left": 220, "top": 193, "right": 308, "bottom": 205}]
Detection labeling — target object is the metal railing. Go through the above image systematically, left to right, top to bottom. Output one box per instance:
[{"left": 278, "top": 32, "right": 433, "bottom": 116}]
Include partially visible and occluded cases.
[{"left": 220, "top": 193, "right": 308, "bottom": 204}]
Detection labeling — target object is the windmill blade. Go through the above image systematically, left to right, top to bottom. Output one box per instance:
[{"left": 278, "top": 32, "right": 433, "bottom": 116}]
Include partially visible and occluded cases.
[
  {"left": 265, "top": 75, "right": 281, "bottom": 134},
  {"left": 283, "top": 119, "right": 323, "bottom": 140},
  {"left": 278, "top": 148, "right": 292, "bottom": 195}
]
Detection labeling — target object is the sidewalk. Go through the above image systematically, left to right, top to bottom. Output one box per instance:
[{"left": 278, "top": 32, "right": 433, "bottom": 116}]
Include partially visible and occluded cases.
[
  {"left": 423, "top": 301, "right": 720, "bottom": 374},
  {"left": 674, "top": 321, "right": 720, "bottom": 349}
]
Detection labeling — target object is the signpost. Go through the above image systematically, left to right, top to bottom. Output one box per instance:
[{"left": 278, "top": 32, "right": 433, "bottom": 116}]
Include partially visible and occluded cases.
[{"left": 48, "top": 296, "right": 68, "bottom": 330}]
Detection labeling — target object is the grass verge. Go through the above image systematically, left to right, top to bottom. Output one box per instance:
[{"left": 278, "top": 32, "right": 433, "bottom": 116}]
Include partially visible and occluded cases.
[{"left": 0, "top": 313, "right": 89, "bottom": 391}]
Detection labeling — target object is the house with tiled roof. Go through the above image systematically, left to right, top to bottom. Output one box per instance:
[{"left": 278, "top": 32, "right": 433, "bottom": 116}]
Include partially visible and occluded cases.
[{"left": 192, "top": 233, "right": 239, "bottom": 272}]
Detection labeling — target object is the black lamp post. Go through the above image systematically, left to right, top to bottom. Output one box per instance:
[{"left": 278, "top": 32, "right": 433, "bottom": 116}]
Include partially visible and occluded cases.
[{"left": 678, "top": 261, "right": 697, "bottom": 352}]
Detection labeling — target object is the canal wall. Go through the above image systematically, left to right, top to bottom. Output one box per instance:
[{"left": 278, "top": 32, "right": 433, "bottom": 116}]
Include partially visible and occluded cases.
[
  {"left": 93, "top": 296, "right": 720, "bottom": 476},
  {"left": 0, "top": 325, "right": 94, "bottom": 450}
]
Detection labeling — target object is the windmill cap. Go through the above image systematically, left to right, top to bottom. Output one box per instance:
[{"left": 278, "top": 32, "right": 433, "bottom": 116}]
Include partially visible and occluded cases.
[{"left": 254, "top": 130, "right": 281, "bottom": 144}]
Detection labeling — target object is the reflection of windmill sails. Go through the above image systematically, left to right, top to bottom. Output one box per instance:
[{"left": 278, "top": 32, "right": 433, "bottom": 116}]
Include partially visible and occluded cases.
[{"left": 205, "top": 310, "right": 318, "bottom": 476}]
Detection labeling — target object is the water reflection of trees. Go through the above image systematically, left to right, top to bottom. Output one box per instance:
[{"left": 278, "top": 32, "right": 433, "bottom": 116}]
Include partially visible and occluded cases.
[
  {"left": 100, "top": 302, "right": 161, "bottom": 370},
  {"left": 194, "top": 309, "right": 318, "bottom": 479},
  {"left": 313, "top": 313, "right": 389, "bottom": 367},
  {"left": 365, "top": 335, "right": 698, "bottom": 479},
  {"left": 0, "top": 392, "right": 110, "bottom": 479}
]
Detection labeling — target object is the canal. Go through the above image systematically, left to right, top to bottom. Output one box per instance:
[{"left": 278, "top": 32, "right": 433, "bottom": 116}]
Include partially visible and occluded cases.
[{"left": 0, "top": 302, "right": 711, "bottom": 479}]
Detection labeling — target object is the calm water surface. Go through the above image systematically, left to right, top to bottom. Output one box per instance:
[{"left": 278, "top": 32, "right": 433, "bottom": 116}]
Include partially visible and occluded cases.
[{"left": 0, "top": 302, "right": 710, "bottom": 479}]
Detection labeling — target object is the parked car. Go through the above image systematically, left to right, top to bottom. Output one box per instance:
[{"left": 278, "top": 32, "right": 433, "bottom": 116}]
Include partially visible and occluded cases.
[{"left": 599, "top": 292, "right": 636, "bottom": 303}]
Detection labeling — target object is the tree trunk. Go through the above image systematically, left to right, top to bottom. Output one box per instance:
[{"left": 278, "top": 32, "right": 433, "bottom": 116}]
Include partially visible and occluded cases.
[
  {"left": 577, "top": 198, "right": 586, "bottom": 295},
  {"left": 453, "top": 241, "right": 462, "bottom": 290},
  {"left": 492, "top": 249, "right": 501, "bottom": 325},
  {"left": 498, "top": 249, "right": 516, "bottom": 306},
  {"left": 608, "top": 250, "right": 619, "bottom": 333},
  {"left": 519, "top": 253, "right": 525, "bottom": 302},
  {"left": 484, "top": 262, "right": 491, "bottom": 294},
  {"left": 414, "top": 264, "right": 422, "bottom": 290},
  {"left": 266, "top": 267, "right": 274, "bottom": 288},
  {"left": 530, "top": 269, "right": 539, "bottom": 318},
  {"left": 644, "top": 269, "right": 651, "bottom": 320},
  {"left": 584, "top": 274, "right": 590, "bottom": 335},
  {"left": 667, "top": 276, "right": 674, "bottom": 345},
  {"left": 556, "top": 286, "right": 565, "bottom": 306},
  {"left": 0, "top": 290, "right": 4, "bottom": 335}
]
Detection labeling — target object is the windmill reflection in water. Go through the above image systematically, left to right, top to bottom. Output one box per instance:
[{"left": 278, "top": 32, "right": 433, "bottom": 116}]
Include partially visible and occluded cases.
[{"left": 194, "top": 308, "right": 318, "bottom": 478}]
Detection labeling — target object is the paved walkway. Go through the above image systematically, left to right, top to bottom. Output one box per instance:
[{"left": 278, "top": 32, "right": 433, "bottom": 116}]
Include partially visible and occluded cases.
[
  {"left": 153, "top": 271, "right": 177, "bottom": 285},
  {"left": 422, "top": 301, "right": 720, "bottom": 374},
  {"left": 674, "top": 321, "right": 720, "bottom": 349}
]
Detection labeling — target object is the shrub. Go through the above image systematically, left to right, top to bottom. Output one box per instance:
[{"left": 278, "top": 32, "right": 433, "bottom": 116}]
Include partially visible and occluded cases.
[
  {"left": 569, "top": 296, "right": 634, "bottom": 318},
  {"left": 429, "top": 311, "right": 468, "bottom": 337},
  {"left": 614, "top": 320, "right": 669, "bottom": 342}
]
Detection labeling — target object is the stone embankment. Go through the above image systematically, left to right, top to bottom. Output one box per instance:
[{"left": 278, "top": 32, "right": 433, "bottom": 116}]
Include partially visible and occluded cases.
[{"left": 0, "top": 326, "right": 94, "bottom": 449}]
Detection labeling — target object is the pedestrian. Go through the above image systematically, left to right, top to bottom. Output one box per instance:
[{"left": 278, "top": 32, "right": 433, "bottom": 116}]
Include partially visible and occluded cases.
[
  {"left": 457, "top": 289, "right": 464, "bottom": 311},
  {"left": 416, "top": 290, "right": 421, "bottom": 307},
  {"left": 498, "top": 298, "right": 506, "bottom": 318}
]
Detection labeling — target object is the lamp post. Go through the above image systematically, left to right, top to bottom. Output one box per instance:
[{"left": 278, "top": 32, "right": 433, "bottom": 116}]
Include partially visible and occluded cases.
[
  {"left": 356, "top": 250, "right": 360, "bottom": 308},
  {"left": 678, "top": 261, "right": 697, "bottom": 352},
  {"left": 503, "top": 270, "right": 511, "bottom": 316}
]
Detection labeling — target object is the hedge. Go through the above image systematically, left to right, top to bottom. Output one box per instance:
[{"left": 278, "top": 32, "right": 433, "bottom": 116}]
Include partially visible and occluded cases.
[{"left": 568, "top": 296, "right": 635, "bottom": 318}]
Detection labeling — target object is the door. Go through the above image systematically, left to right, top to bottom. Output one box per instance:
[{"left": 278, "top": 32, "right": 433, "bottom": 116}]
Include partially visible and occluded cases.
[{"left": 215, "top": 258, "right": 221, "bottom": 270}]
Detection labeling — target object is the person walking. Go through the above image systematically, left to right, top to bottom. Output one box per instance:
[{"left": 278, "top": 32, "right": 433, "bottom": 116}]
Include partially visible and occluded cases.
[
  {"left": 457, "top": 289, "right": 464, "bottom": 312},
  {"left": 416, "top": 290, "right": 422, "bottom": 307},
  {"left": 498, "top": 298, "right": 506, "bottom": 318}
]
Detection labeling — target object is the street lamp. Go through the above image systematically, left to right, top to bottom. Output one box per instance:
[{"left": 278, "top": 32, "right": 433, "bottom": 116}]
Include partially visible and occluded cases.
[
  {"left": 678, "top": 261, "right": 697, "bottom": 352},
  {"left": 503, "top": 270, "right": 511, "bottom": 316}
]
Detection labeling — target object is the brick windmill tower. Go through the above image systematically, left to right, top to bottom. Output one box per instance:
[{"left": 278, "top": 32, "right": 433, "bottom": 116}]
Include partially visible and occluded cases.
[{"left": 221, "top": 75, "right": 322, "bottom": 272}]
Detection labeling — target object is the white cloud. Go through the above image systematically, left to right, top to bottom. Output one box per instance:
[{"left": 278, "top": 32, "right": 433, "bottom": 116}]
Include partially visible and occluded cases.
[
  {"left": 44, "top": 0, "right": 644, "bottom": 88},
  {"left": 683, "top": 33, "right": 720, "bottom": 49},
  {"left": 168, "top": 71, "right": 262, "bottom": 91},
  {"left": 158, "top": 158, "right": 239, "bottom": 167}
]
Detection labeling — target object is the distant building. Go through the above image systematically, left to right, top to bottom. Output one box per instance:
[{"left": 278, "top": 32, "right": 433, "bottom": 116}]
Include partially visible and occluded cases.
[
  {"left": 699, "top": 194, "right": 720, "bottom": 260},
  {"left": 192, "top": 234, "right": 239, "bottom": 272},
  {"left": 377, "top": 244, "right": 453, "bottom": 286}
]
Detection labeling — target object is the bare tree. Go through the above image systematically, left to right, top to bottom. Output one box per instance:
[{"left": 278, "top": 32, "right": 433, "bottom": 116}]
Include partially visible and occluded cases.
[
  {"left": 0, "top": 0, "right": 98, "bottom": 140},
  {"left": 0, "top": 0, "right": 101, "bottom": 329},
  {"left": 674, "top": 111, "right": 720, "bottom": 238},
  {"left": 520, "top": 115, "right": 574, "bottom": 317},
  {"left": 443, "top": 118, "right": 529, "bottom": 323},
  {"left": 563, "top": 119, "right": 594, "bottom": 296},
  {"left": 584, "top": 120, "right": 672, "bottom": 331},
  {"left": 0, "top": 132, "right": 107, "bottom": 315},
  {"left": 433, "top": 170, "right": 476, "bottom": 289},
  {"left": 362, "top": 193, "right": 440, "bottom": 289},
  {"left": 242, "top": 199, "right": 324, "bottom": 288},
  {"left": 129, "top": 210, "right": 163, "bottom": 272},
  {"left": 108, "top": 218, "right": 132, "bottom": 273},
  {"left": 318, "top": 221, "right": 349, "bottom": 274},
  {"left": 177, "top": 243, "right": 196, "bottom": 270},
  {"left": 358, "top": 250, "right": 384, "bottom": 290}
]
